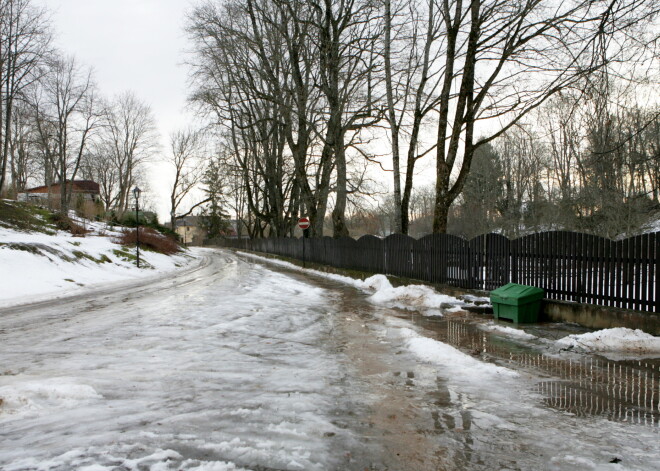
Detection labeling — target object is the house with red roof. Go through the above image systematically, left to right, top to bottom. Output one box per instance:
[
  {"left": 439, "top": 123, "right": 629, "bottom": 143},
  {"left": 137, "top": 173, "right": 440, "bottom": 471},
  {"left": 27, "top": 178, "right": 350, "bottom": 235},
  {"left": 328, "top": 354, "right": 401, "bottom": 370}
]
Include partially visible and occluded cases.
[{"left": 18, "top": 180, "right": 101, "bottom": 204}]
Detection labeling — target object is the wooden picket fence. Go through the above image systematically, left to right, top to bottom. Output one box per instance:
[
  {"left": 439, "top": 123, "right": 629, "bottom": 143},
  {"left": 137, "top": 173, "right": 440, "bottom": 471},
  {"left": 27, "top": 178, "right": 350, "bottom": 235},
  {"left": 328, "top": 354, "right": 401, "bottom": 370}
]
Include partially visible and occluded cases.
[{"left": 216, "top": 231, "right": 659, "bottom": 313}]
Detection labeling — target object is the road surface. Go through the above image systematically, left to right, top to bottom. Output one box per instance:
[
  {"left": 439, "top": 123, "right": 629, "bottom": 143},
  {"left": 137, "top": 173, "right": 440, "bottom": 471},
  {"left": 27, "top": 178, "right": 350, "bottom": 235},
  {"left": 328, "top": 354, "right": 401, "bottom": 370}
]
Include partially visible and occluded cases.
[{"left": 0, "top": 249, "right": 658, "bottom": 470}]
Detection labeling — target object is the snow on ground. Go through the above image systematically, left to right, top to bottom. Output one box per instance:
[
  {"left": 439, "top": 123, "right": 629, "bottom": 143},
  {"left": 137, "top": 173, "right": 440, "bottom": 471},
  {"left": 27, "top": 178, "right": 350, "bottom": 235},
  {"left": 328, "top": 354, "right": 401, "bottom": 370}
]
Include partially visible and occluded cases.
[
  {"left": 0, "top": 219, "right": 199, "bottom": 308},
  {"left": 2, "top": 249, "right": 659, "bottom": 470},
  {"left": 0, "top": 251, "right": 356, "bottom": 470},
  {"left": 237, "top": 251, "right": 466, "bottom": 313},
  {"left": 237, "top": 252, "right": 660, "bottom": 360},
  {"left": 479, "top": 321, "right": 538, "bottom": 340},
  {"left": 396, "top": 325, "right": 519, "bottom": 379},
  {"left": 556, "top": 328, "right": 660, "bottom": 356}
]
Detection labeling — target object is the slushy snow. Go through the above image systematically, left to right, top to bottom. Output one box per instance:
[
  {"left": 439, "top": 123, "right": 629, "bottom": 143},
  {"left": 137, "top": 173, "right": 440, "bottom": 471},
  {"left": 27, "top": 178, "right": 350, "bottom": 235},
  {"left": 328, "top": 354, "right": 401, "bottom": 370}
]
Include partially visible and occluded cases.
[
  {"left": 1, "top": 248, "right": 659, "bottom": 470},
  {"left": 237, "top": 251, "right": 464, "bottom": 312},
  {"left": 0, "top": 253, "right": 353, "bottom": 470},
  {"left": 479, "top": 322, "right": 537, "bottom": 340},
  {"left": 396, "top": 325, "right": 519, "bottom": 379}
]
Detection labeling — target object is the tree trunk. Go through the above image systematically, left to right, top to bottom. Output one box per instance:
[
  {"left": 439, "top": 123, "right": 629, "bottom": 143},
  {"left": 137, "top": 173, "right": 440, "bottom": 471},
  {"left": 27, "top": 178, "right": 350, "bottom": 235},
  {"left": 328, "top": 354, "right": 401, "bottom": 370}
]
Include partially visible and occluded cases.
[
  {"left": 384, "top": 0, "right": 402, "bottom": 233},
  {"left": 332, "top": 135, "right": 349, "bottom": 238}
]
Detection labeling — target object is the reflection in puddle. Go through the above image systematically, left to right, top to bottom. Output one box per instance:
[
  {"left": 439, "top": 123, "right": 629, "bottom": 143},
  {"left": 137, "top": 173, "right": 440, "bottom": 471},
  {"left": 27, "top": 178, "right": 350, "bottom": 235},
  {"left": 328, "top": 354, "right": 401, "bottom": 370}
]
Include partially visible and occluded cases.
[
  {"left": 413, "top": 317, "right": 659, "bottom": 428},
  {"left": 536, "top": 381, "right": 657, "bottom": 426}
]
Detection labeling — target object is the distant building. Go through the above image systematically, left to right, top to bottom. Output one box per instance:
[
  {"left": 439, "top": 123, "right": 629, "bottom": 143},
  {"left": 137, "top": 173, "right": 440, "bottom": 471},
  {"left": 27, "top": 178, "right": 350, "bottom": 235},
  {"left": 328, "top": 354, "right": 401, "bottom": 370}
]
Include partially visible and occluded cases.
[
  {"left": 18, "top": 180, "right": 101, "bottom": 204},
  {"left": 174, "top": 216, "right": 208, "bottom": 245},
  {"left": 226, "top": 219, "right": 241, "bottom": 238}
]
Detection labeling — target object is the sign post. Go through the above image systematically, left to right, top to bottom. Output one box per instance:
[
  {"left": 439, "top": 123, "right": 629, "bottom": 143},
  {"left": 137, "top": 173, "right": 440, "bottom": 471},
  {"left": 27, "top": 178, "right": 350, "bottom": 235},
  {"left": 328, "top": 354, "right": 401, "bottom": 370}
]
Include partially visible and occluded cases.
[{"left": 298, "top": 217, "right": 310, "bottom": 268}]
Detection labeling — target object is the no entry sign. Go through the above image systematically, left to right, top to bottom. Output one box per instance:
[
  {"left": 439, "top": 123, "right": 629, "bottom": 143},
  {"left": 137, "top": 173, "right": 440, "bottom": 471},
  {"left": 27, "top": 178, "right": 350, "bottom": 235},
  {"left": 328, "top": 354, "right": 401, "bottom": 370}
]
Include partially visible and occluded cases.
[{"left": 298, "top": 217, "right": 311, "bottom": 230}]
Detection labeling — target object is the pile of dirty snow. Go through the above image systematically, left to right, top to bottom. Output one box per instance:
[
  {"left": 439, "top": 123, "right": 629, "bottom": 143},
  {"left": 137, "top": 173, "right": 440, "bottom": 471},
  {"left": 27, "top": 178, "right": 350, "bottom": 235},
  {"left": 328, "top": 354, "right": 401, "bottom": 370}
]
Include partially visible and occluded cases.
[
  {"left": 0, "top": 218, "right": 199, "bottom": 308},
  {"left": 358, "top": 274, "right": 460, "bottom": 311},
  {"left": 556, "top": 328, "right": 660, "bottom": 355}
]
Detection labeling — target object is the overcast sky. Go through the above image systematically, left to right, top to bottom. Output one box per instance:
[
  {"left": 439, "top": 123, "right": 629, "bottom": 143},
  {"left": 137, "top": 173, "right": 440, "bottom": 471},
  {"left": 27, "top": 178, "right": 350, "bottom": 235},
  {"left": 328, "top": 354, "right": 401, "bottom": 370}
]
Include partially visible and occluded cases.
[{"left": 39, "top": 0, "right": 198, "bottom": 220}]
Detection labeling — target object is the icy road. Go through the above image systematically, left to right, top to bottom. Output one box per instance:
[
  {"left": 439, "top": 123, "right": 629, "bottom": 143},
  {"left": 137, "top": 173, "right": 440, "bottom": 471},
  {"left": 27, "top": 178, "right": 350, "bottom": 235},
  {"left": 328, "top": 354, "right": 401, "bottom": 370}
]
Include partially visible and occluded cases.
[{"left": 0, "top": 249, "right": 658, "bottom": 470}]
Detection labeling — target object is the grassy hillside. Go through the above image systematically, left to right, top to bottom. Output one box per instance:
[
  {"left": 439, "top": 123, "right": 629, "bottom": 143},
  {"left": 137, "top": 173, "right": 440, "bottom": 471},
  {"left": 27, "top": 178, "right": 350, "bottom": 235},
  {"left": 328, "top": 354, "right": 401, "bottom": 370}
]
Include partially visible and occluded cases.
[{"left": 0, "top": 200, "right": 58, "bottom": 234}]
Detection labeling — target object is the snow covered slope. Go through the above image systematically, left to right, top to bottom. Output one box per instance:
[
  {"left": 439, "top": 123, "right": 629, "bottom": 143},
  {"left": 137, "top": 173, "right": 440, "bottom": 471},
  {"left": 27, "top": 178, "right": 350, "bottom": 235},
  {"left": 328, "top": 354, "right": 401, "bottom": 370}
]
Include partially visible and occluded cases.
[{"left": 0, "top": 209, "right": 199, "bottom": 308}]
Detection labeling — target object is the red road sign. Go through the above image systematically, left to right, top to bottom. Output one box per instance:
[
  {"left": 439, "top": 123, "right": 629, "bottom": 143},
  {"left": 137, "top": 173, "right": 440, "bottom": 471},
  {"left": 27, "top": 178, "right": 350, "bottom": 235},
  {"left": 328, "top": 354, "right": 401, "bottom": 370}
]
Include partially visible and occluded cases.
[{"left": 298, "top": 217, "right": 310, "bottom": 230}]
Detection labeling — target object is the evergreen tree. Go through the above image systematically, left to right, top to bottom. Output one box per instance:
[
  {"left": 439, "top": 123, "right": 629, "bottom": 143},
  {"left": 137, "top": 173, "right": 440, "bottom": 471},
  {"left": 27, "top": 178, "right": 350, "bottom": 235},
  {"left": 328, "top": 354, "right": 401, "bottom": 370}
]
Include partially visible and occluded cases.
[{"left": 200, "top": 157, "right": 231, "bottom": 238}]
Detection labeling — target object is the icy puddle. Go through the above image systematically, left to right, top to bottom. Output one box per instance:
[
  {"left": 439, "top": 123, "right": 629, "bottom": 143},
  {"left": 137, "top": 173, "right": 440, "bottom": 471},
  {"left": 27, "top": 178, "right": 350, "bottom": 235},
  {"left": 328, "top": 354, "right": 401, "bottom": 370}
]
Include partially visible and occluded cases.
[
  {"left": 283, "top": 271, "right": 660, "bottom": 470},
  {"left": 397, "top": 313, "right": 660, "bottom": 428}
]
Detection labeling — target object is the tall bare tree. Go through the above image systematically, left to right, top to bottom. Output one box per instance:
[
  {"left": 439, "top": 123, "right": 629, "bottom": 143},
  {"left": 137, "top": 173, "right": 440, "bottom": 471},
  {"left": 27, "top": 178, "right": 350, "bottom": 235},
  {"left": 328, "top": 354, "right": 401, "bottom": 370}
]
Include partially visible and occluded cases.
[
  {"left": 0, "top": 0, "right": 50, "bottom": 193},
  {"left": 312, "top": 0, "right": 383, "bottom": 237},
  {"left": 382, "top": 0, "right": 443, "bottom": 234},
  {"left": 431, "top": 0, "right": 657, "bottom": 233},
  {"left": 30, "top": 55, "right": 99, "bottom": 213},
  {"left": 102, "top": 91, "right": 159, "bottom": 214},
  {"left": 7, "top": 99, "right": 37, "bottom": 194},
  {"left": 167, "top": 127, "right": 208, "bottom": 230}
]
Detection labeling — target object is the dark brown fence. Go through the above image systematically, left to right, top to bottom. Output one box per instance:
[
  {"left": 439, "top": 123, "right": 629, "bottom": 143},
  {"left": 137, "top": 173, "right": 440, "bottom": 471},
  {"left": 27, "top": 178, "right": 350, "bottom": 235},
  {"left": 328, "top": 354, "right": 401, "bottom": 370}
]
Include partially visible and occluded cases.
[{"left": 216, "top": 231, "right": 659, "bottom": 313}]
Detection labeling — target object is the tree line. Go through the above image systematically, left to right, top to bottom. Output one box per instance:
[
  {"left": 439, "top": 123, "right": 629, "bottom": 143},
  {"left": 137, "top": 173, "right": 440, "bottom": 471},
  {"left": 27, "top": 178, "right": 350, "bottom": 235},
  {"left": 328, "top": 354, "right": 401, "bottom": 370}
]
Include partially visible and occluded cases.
[
  {"left": 0, "top": 0, "right": 159, "bottom": 217},
  {"left": 187, "top": 0, "right": 659, "bottom": 239}
]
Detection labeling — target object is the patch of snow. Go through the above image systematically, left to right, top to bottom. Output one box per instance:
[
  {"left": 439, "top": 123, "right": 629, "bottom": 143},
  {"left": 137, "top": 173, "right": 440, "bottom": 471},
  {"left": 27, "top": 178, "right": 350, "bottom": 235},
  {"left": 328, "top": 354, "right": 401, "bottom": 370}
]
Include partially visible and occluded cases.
[
  {"left": 642, "top": 212, "right": 660, "bottom": 234},
  {"left": 362, "top": 274, "right": 458, "bottom": 310},
  {"left": 461, "top": 294, "right": 490, "bottom": 304},
  {"left": 480, "top": 322, "right": 537, "bottom": 340},
  {"left": 394, "top": 326, "right": 519, "bottom": 379},
  {"left": 556, "top": 328, "right": 660, "bottom": 356},
  {"left": 0, "top": 378, "right": 102, "bottom": 415},
  {"left": 179, "top": 461, "right": 250, "bottom": 471}
]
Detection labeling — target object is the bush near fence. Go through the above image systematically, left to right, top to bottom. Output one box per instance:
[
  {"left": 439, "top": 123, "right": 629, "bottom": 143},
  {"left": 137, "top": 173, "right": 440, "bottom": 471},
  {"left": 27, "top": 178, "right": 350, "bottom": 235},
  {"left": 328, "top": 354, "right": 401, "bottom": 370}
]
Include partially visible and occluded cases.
[{"left": 216, "top": 231, "right": 659, "bottom": 313}]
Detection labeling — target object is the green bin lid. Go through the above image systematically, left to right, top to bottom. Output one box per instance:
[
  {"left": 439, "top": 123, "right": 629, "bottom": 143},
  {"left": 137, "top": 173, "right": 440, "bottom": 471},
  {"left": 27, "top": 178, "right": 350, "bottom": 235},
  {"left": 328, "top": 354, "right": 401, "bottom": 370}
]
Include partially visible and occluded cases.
[{"left": 490, "top": 283, "right": 544, "bottom": 305}]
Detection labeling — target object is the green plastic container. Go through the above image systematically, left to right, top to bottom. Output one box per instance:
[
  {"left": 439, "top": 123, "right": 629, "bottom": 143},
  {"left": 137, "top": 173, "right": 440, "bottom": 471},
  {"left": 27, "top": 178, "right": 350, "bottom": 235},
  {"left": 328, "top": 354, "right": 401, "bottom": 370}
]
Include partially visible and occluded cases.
[{"left": 490, "top": 283, "right": 544, "bottom": 323}]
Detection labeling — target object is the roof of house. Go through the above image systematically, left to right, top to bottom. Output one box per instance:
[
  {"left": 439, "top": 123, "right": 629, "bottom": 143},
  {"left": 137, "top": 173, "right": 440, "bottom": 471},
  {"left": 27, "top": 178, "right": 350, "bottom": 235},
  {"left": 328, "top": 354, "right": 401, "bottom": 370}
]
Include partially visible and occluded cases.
[{"left": 26, "top": 180, "right": 100, "bottom": 194}]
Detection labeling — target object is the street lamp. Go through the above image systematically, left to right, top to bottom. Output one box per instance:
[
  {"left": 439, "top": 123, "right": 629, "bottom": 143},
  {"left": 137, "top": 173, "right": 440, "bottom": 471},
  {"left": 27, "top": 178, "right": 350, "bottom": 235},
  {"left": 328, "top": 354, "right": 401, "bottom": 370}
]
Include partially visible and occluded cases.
[{"left": 133, "top": 186, "right": 142, "bottom": 268}]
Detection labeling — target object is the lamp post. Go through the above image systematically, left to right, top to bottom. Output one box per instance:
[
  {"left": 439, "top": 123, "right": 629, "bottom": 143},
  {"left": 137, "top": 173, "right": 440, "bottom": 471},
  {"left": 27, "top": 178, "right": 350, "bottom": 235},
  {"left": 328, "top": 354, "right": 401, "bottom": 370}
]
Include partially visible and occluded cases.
[{"left": 133, "top": 186, "right": 142, "bottom": 268}]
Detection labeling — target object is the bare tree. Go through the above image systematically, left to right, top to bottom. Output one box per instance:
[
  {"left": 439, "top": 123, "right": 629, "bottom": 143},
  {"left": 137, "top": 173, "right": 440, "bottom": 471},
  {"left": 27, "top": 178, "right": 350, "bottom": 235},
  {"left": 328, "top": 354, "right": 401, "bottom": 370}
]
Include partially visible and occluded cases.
[
  {"left": 0, "top": 0, "right": 50, "bottom": 193},
  {"left": 189, "top": 0, "right": 298, "bottom": 237},
  {"left": 189, "top": 0, "right": 385, "bottom": 238},
  {"left": 312, "top": 0, "right": 383, "bottom": 237},
  {"left": 382, "top": 0, "right": 443, "bottom": 234},
  {"left": 431, "top": 0, "right": 658, "bottom": 233},
  {"left": 30, "top": 55, "right": 99, "bottom": 213},
  {"left": 102, "top": 91, "right": 159, "bottom": 214},
  {"left": 8, "top": 99, "right": 38, "bottom": 194},
  {"left": 167, "top": 127, "right": 208, "bottom": 230},
  {"left": 79, "top": 143, "right": 119, "bottom": 210}
]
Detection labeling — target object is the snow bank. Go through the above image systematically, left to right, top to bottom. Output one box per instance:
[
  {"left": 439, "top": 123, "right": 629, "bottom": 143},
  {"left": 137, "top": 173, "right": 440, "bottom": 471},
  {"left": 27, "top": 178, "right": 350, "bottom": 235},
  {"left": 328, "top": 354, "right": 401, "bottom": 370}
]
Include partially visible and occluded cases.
[
  {"left": 0, "top": 221, "right": 200, "bottom": 308},
  {"left": 237, "top": 252, "right": 464, "bottom": 313},
  {"left": 361, "top": 274, "right": 458, "bottom": 310},
  {"left": 556, "top": 328, "right": 660, "bottom": 354}
]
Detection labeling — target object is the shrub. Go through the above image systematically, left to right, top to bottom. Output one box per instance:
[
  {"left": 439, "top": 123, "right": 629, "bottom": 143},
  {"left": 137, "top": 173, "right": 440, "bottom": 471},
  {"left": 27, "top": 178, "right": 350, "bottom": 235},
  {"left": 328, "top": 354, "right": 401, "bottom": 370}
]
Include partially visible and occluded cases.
[{"left": 115, "top": 227, "right": 180, "bottom": 255}]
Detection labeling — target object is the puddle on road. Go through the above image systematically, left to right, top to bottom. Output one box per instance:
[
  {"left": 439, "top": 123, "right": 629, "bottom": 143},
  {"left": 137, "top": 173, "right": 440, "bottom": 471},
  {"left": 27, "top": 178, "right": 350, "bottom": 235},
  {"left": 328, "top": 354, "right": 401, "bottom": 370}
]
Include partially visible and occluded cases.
[
  {"left": 242, "top": 255, "right": 659, "bottom": 470},
  {"left": 267, "top": 256, "right": 660, "bottom": 431},
  {"left": 399, "top": 311, "right": 660, "bottom": 428}
]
